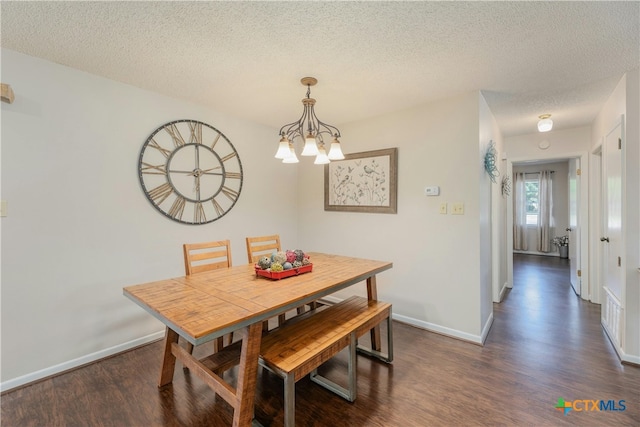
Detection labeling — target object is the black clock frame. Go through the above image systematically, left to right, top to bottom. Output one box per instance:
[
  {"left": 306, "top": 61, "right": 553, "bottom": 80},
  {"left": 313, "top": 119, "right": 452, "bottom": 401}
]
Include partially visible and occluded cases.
[{"left": 138, "top": 119, "right": 243, "bottom": 225}]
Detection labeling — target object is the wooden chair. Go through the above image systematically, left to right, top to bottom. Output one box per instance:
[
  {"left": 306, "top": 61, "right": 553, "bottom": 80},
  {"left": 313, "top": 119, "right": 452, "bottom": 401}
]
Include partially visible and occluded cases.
[
  {"left": 246, "top": 234, "right": 281, "bottom": 264},
  {"left": 246, "top": 235, "right": 316, "bottom": 328},
  {"left": 184, "top": 239, "right": 232, "bottom": 275},
  {"left": 183, "top": 240, "right": 233, "bottom": 354}
]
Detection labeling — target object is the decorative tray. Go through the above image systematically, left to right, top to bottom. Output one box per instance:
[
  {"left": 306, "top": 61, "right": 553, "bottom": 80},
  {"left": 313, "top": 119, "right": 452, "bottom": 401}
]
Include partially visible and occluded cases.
[{"left": 255, "top": 263, "right": 313, "bottom": 280}]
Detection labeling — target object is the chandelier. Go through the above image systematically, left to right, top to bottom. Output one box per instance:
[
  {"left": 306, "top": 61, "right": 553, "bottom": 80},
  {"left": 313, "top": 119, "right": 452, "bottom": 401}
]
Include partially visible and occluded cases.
[{"left": 274, "top": 77, "right": 344, "bottom": 164}]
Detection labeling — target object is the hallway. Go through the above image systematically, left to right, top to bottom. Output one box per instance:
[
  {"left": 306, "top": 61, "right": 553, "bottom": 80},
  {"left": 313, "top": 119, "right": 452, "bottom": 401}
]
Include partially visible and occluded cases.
[
  {"left": 487, "top": 253, "right": 638, "bottom": 424},
  {"left": 505, "top": 253, "right": 598, "bottom": 355},
  {"left": 1, "top": 254, "right": 639, "bottom": 426}
]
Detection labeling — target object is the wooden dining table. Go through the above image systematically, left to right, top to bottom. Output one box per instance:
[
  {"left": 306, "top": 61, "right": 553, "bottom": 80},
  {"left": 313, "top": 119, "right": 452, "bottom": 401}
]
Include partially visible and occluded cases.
[{"left": 123, "top": 252, "right": 392, "bottom": 427}]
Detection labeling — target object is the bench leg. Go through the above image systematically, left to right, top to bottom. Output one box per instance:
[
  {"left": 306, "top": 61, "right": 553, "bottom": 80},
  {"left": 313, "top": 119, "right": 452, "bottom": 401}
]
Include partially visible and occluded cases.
[
  {"left": 356, "top": 310, "right": 394, "bottom": 363},
  {"left": 386, "top": 310, "right": 394, "bottom": 362},
  {"left": 348, "top": 331, "right": 357, "bottom": 401},
  {"left": 309, "top": 333, "right": 357, "bottom": 402},
  {"left": 284, "top": 374, "right": 295, "bottom": 427}
]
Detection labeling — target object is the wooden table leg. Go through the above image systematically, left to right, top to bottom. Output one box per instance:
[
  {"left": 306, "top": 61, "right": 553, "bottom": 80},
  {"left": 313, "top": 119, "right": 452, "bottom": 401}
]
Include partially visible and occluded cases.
[
  {"left": 366, "top": 275, "right": 382, "bottom": 351},
  {"left": 233, "top": 322, "right": 263, "bottom": 427},
  {"left": 158, "top": 326, "right": 179, "bottom": 387}
]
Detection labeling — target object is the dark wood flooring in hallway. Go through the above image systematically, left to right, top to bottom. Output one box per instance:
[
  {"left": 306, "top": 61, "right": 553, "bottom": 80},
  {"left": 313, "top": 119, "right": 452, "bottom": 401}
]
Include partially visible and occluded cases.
[{"left": 2, "top": 254, "right": 639, "bottom": 426}]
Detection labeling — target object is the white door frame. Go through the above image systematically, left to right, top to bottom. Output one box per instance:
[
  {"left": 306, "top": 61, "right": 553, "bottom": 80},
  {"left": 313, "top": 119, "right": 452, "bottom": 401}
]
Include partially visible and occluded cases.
[
  {"left": 589, "top": 143, "right": 603, "bottom": 305},
  {"left": 505, "top": 151, "right": 590, "bottom": 299},
  {"left": 568, "top": 158, "right": 581, "bottom": 295}
]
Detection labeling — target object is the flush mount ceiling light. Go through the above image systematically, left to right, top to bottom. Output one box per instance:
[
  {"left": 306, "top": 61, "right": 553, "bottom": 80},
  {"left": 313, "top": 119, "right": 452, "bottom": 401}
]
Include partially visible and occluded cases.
[
  {"left": 274, "top": 77, "right": 344, "bottom": 164},
  {"left": 537, "top": 114, "right": 553, "bottom": 132}
]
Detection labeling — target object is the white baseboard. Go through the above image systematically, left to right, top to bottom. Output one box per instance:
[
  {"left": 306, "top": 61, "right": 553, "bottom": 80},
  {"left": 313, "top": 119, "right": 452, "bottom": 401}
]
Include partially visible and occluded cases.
[
  {"left": 513, "top": 250, "right": 559, "bottom": 257},
  {"left": 498, "top": 282, "right": 509, "bottom": 302},
  {"left": 320, "top": 295, "right": 342, "bottom": 304},
  {"left": 324, "top": 295, "right": 486, "bottom": 344},
  {"left": 392, "top": 313, "right": 484, "bottom": 344},
  {"left": 480, "top": 313, "right": 494, "bottom": 344},
  {"left": 602, "top": 320, "right": 640, "bottom": 366},
  {"left": 0, "top": 330, "right": 165, "bottom": 393},
  {"left": 621, "top": 351, "right": 640, "bottom": 365}
]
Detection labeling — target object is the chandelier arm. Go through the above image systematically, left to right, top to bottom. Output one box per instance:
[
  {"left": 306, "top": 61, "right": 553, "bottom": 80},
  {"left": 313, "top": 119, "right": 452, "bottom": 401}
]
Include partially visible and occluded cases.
[
  {"left": 281, "top": 102, "right": 316, "bottom": 143},
  {"left": 308, "top": 106, "right": 341, "bottom": 140},
  {"left": 279, "top": 109, "right": 308, "bottom": 138},
  {"left": 278, "top": 117, "right": 303, "bottom": 136},
  {"left": 316, "top": 120, "right": 341, "bottom": 138},
  {"left": 279, "top": 122, "right": 301, "bottom": 137},
  {"left": 284, "top": 129, "right": 304, "bottom": 142}
]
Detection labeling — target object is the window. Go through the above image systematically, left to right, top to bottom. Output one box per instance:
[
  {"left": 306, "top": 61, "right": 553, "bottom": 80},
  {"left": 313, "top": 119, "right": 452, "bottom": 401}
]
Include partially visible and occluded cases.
[{"left": 525, "top": 176, "right": 539, "bottom": 226}]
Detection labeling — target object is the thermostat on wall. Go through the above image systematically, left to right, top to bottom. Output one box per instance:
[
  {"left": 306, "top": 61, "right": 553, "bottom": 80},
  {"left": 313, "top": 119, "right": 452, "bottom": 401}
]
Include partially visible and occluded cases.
[{"left": 424, "top": 186, "right": 440, "bottom": 196}]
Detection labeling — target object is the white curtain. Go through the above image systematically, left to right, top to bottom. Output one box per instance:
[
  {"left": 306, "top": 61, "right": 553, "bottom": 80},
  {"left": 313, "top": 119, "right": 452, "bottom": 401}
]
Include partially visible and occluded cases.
[
  {"left": 537, "top": 170, "right": 554, "bottom": 252},
  {"left": 513, "top": 172, "right": 528, "bottom": 251}
]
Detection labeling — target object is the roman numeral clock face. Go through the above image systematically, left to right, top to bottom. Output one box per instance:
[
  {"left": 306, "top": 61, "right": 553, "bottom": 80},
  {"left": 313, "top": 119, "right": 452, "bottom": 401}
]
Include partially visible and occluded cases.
[{"left": 138, "top": 120, "right": 243, "bottom": 225}]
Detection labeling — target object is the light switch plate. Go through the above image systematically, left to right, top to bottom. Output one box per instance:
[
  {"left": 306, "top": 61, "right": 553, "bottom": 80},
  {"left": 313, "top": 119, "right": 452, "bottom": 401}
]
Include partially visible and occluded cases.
[
  {"left": 424, "top": 186, "right": 440, "bottom": 196},
  {"left": 0, "top": 200, "right": 7, "bottom": 217},
  {"left": 452, "top": 202, "right": 464, "bottom": 215},
  {"left": 439, "top": 203, "right": 447, "bottom": 214}
]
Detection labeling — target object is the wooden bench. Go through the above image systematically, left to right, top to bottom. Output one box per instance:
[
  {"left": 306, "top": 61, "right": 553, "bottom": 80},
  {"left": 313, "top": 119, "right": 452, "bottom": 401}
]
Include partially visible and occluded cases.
[
  {"left": 198, "top": 295, "right": 393, "bottom": 427},
  {"left": 258, "top": 295, "right": 393, "bottom": 427}
]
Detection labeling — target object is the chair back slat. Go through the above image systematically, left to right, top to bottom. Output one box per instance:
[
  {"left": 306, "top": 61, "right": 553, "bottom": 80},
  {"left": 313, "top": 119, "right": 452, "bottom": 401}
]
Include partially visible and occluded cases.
[
  {"left": 246, "top": 234, "right": 281, "bottom": 264},
  {"left": 183, "top": 240, "right": 232, "bottom": 276}
]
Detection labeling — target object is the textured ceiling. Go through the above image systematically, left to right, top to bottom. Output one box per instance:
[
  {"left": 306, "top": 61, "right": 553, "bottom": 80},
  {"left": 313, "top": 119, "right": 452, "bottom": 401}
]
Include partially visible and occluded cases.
[{"left": 1, "top": 1, "right": 638, "bottom": 137}]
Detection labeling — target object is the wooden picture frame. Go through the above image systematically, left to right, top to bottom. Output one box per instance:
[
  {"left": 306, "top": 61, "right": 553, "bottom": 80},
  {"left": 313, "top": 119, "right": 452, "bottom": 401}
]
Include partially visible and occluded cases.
[{"left": 324, "top": 148, "right": 398, "bottom": 213}]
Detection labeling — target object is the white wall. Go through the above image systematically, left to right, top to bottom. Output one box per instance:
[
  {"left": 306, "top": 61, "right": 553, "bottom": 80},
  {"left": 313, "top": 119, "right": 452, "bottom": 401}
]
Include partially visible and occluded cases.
[
  {"left": 0, "top": 49, "right": 298, "bottom": 386},
  {"left": 591, "top": 68, "right": 640, "bottom": 363},
  {"left": 297, "top": 92, "right": 497, "bottom": 341},
  {"left": 479, "top": 93, "right": 504, "bottom": 324},
  {"left": 505, "top": 126, "right": 591, "bottom": 159},
  {"left": 512, "top": 161, "right": 570, "bottom": 256}
]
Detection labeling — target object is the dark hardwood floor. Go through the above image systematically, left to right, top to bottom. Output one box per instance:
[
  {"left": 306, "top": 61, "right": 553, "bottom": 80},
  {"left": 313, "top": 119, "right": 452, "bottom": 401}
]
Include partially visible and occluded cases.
[{"left": 2, "top": 254, "right": 639, "bottom": 426}]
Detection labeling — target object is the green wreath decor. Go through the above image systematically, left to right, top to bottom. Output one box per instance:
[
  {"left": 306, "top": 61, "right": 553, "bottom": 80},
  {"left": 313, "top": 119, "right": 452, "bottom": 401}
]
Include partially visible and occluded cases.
[{"left": 484, "top": 140, "right": 500, "bottom": 183}]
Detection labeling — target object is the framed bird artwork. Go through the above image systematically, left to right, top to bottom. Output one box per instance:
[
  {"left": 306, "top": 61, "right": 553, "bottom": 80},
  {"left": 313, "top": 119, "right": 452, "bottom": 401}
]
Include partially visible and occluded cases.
[{"left": 324, "top": 147, "right": 398, "bottom": 214}]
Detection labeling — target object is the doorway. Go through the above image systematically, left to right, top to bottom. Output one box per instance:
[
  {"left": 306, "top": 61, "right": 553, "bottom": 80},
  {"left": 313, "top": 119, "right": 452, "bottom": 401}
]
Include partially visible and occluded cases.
[{"left": 506, "top": 152, "right": 590, "bottom": 301}]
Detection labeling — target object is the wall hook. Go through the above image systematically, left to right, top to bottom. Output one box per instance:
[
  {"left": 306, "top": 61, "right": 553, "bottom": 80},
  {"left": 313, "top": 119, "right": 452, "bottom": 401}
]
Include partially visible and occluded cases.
[{"left": 1, "top": 83, "right": 15, "bottom": 104}]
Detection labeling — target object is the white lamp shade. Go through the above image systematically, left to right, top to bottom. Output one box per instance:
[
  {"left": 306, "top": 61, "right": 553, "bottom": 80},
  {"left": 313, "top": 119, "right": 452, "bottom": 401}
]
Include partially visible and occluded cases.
[
  {"left": 537, "top": 118, "right": 553, "bottom": 132},
  {"left": 301, "top": 134, "right": 319, "bottom": 156},
  {"left": 274, "top": 137, "right": 291, "bottom": 159},
  {"left": 327, "top": 138, "right": 345, "bottom": 160},
  {"left": 282, "top": 143, "right": 299, "bottom": 163},
  {"left": 314, "top": 146, "right": 330, "bottom": 164}
]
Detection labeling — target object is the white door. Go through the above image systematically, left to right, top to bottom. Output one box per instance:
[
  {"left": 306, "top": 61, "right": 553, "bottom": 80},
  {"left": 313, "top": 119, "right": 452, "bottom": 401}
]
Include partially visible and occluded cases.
[
  {"left": 602, "top": 122, "right": 624, "bottom": 301},
  {"left": 568, "top": 159, "right": 580, "bottom": 295}
]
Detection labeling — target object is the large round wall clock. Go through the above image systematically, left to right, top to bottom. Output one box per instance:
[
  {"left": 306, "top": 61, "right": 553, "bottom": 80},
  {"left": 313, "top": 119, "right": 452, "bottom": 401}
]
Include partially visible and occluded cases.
[{"left": 138, "top": 119, "right": 243, "bottom": 225}]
